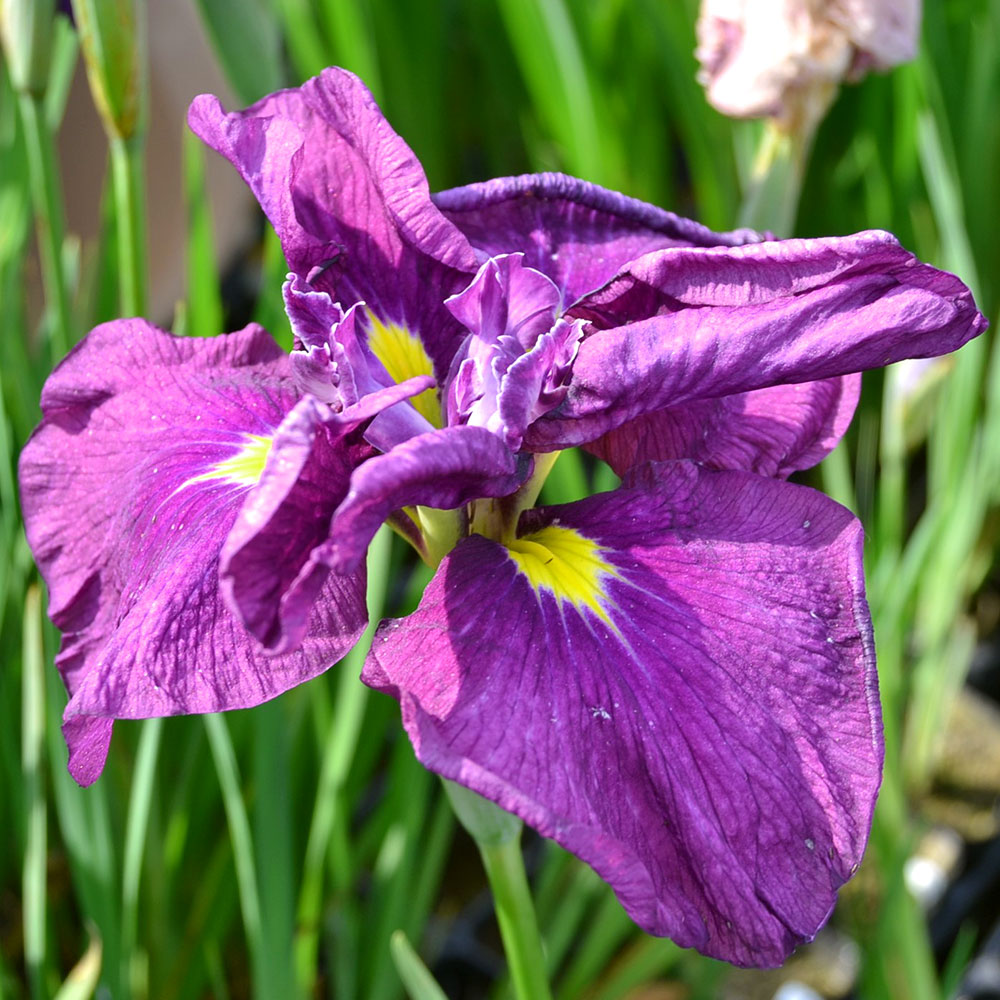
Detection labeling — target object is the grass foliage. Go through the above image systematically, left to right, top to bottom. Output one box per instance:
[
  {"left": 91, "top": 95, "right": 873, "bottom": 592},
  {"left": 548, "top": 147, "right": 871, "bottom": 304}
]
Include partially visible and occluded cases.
[{"left": 2, "top": 0, "right": 999, "bottom": 997}]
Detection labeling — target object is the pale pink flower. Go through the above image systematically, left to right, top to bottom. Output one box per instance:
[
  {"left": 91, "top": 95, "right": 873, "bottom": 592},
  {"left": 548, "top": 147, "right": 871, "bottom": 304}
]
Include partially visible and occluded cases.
[{"left": 697, "top": 0, "right": 920, "bottom": 121}]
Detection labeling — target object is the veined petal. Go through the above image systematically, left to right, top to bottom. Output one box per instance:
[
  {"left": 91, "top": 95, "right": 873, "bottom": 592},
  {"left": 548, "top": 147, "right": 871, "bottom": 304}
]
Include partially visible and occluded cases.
[
  {"left": 189, "top": 68, "right": 476, "bottom": 377},
  {"left": 434, "top": 172, "right": 766, "bottom": 304},
  {"left": 529, "top": 231, "right": 986, "bottom": 448},
  {"left": 19, "top": 319, "right": 367, "bottom": 785},
  {"left": 586, "top": 375, "right": 860, "bottom": 478},
  {"left": 222, "top": 377, "right": 433, "bottom": 653},
  {"left": 245, "top": 425, "right": 528, "bottom": 656},
  {"left": 328, "top": 425, "right": 529, "bottom": 573},
  {"left": 364, "top": 462, "right": 881, "bottom": 966}
]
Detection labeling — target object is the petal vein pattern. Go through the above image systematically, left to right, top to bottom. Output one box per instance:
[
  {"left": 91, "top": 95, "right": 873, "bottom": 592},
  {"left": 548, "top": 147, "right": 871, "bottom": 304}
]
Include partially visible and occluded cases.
[
  {"left": 19, "top": 320, "right": 369, "bottom": 785},
  {"left": 364, "top": 462, "right": 882, "bottom": 967}
]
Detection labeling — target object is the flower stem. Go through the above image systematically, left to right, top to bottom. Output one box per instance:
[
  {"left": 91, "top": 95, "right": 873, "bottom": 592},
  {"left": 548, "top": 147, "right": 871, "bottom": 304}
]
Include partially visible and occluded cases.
[
  {"left": 18, "top": 91, "right": 73, "bottom": 356},
  {"left": 738, "top": 121, "right": 806, "bottom": 238},
  {"left": 109, "top": 133, "right": 148, "bottom": 316},
  {"left": 443, "top": 781, "right": 553, "bottom": 1000}
]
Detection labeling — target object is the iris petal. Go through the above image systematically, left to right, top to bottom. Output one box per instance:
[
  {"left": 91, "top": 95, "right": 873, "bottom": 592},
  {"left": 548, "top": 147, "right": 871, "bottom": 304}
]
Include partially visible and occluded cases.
[
  {"left": 189, "top": 68, "right": 476, "bottom": 378},
  {"left": 434, "top": 172, "right": 766, "bottom": 303},
  {"left": 528, "top": 231, "right": 985, "bottom": 448},
  {"left": 19, "top": 320, "right": 368, "bottom": 784},
  {"left": 586, "top": 375, "right": 861, "bottom": 478},
  {"left": 364, "top": 461, "right": 881, "bottom": 966}
]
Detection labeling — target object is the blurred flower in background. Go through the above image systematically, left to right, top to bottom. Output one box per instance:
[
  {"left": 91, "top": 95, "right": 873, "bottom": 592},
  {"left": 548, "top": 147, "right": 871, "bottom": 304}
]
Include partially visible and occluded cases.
[{"left": 696, "top": 0, "right": 920, "bottom": 128}]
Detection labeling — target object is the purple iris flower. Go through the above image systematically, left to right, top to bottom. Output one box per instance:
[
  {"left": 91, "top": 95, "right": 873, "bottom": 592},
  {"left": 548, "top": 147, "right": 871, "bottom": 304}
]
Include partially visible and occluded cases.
[{"left": 20, "top": 67, "right": 985, "bottom": 967}]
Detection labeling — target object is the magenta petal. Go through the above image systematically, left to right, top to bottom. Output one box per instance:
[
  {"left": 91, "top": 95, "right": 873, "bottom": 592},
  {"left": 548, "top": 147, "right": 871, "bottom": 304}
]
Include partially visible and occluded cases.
[
  {"left": 189, "top": 69, "right": 476, "bottom": 376},
  {"left": 434, "top": 172, "right": 766, "bottom": 303},
  {"left": 529, "top": 232, "right": 987, "bottom": 448},
  {"left": 20, "top": 319, "right": 367, "bottom": 784},
  {"left": 587, "top": 375, "right": 860, "bottom": 477},
  {"left": 221, "top": 377, "right": 433, "bottom": 653},
  {"left": 220, "top": 395, "right": 367, "bottom": 653},
  {"left": 327, "top": 426, "right": 529, "bottom": 573},
  {"left": 250, "top": 427, "right": 530, "bottom": 649},
  {"left": 364, "top": 462, "right": 881, "bottom": 966}
]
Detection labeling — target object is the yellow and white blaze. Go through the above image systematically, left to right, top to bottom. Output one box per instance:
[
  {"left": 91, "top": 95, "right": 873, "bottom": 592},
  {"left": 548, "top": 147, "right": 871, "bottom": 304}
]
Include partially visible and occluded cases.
[
  {"left": 366, "top": 312, "right": 441, "bottom": 427},
  {"left": 183, "top": 433, "right": 273, "bottom": 489},
  {"left": 505, "top": 524, "right": 619, "bottom": 626}
]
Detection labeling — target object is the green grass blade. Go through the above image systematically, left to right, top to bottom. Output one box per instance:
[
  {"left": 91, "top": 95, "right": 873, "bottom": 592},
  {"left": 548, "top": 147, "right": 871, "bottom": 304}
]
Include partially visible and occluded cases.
[
  {"left": 190, "top": 0, "right": 284, "bottom": 104},
  {"left": 275, "top": 0, "right": 329, "bottom": 82},
  {"left": 495, "top": 0, "right": 613, "bottom": 182},
  {"left": 182, "top": 127, "right": 223, "bottom": 337},
  {"left": 294, "top": 526, "right": 393, "bottom": 992},
  {"left": 22, "top": 584, "right": 49, "bottom": 1000},
  {"left": 253, "top": 698, "right": 299, "bottom": 1000},
  {"left": 204, "top": 713, "right": 265, "bottom": 999},
  {"left": 120, "top": 718, "right": 163, "bottom": 999},
  {"left": 52, "top": 931, "right": 103, "bottom": 1000},
  {"left": 389, "top": 931, "right": 448, "bottom": 1000}
]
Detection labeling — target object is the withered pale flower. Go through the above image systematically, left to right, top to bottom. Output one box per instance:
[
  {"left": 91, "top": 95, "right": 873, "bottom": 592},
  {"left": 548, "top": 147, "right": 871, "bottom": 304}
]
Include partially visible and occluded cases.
[{"left": 696, "top": 0, "right": 921, "bottom": 123}]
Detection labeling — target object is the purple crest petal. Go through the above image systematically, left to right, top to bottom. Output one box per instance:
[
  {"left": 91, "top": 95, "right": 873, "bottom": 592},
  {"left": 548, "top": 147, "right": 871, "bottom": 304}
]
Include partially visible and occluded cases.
[
  {"left": 189, "top": 69, "right": 477, "bottom": 377},
  {"left": 433, "top": 172, "right": 767, "bottom": 304},
  {"left": 529, "top": 232, "right": 987, "bottom": 449},
  {"left": 445, "top": 253, "right": 562, "bottom": 351},
  {"left": 444, "top": 254, "right": 582, "bottom": 449},
  {"left": 283, "top": 275, "right": 435, "bottom": 448},
  {"left": 19, "top": 319, "right": 368, "bottom": 785},
  {"left": 587, "top": 375, "right": 861, "bottom": 478},
  {"left": 327, "top": 426, "right": 529, "bottom": 574},
  {"left": 364, "top": 462, "right": 881, "bottom": 966}
]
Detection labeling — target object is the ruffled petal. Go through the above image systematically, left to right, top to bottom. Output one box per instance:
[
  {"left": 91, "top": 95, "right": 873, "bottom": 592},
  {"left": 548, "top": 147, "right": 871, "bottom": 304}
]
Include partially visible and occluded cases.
[
  {"left": 189, "top": 68, "right": 476, "bottom": 376},
  {"left": 434, "top": 172, "right": 766, "bottom": 304},
  {"left": 529, "top": 231, "right": 986, "bottom": 448},
  {"left": 443, "top": 254, "right": 581, "bottom": 448},
  {"left": 19, "top": 319, "right": 367, "bottom": 784},
  {"left": 586, "top": 375, "right": 860, "bottom": 478},
  {"left": 221, "top": 377, "right": 433, "bottom": 653},
  {"left": 224, "top": 424, "right": 527, "bottom": 655},
  {"left": 328, "top": 425, "right": 529, "bottom": 573},
  {"left": 364, "top": 462, "right": 881, "bottom": 966}
]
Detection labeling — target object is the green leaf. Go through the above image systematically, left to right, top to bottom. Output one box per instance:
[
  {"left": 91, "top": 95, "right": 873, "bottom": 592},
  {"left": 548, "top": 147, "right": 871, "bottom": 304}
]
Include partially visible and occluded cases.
[
  {"left": 190, "top": 0, "right": 284, "bottom": 104},
  {"left": 389, "top": 931, "right": 448, "bottom": 1000}
]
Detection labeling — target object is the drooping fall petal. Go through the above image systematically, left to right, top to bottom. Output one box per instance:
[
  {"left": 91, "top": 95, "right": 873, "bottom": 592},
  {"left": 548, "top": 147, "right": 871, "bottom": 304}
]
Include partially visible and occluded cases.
[
  {"left": 529, "top": 231, "right": 985, "bottom": 448},
  {"left": 19, "top": 320, "right": 368, "bottom": 784},
  {"left": 586, "top": 375, "right": 860, "bottom": 478},
  {"left": 365, "top": 461, "right": 881, "bottom": 966}
]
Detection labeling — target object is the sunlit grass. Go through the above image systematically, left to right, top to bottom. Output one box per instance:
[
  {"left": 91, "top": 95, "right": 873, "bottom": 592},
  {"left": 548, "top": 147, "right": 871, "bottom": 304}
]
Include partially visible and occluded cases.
[{"left": 2, "top": 1, "right": 998, "bottom": 998}]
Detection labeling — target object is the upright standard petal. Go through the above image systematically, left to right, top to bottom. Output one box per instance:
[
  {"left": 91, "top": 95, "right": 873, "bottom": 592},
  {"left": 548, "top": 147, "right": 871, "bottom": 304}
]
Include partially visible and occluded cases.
[
  {"left": 189, "top": 68, "right": 477, "bottom": 377},
  {"left": 434, "top": 172, "right": 766, "bottom": 305},
  {"left": 530, "top": 231, "right": 987, "bottom": 448},
  {"left": 444, "top": 254, "right": 582, "bottom": 449},
  {"left": 19, "top": 320, "right": 368, "bottom": 784},
  {"left": 364, "top": 462, "right": 881, "bottom": 966}
]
